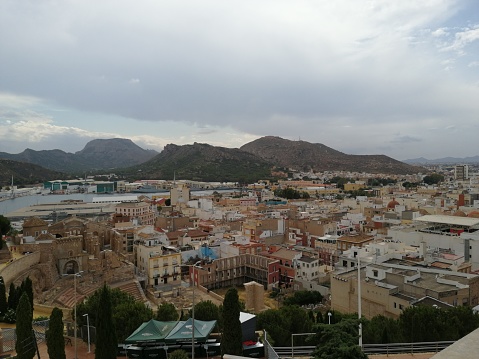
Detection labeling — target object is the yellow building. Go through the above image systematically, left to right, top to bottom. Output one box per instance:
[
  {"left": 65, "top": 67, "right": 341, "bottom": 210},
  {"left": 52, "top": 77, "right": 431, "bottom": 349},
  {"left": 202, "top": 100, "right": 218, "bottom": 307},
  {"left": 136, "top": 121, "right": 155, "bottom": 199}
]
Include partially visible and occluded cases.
[{"left": 136, "top": 243, "right": 181, "bottom": 287}]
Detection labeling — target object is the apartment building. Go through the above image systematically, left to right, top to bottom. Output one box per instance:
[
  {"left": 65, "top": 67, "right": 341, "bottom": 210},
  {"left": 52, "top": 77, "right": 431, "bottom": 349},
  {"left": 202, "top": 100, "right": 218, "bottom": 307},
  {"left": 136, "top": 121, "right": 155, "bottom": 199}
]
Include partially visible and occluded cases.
[
  {"left": 115, "top": 201, "right": 155, "bottom": 225},
  {"left": 387, "top": 214, "right": 479, "bottom": 270},
  {"left": 155, "top": 215, "right": 198, "bottom": 231},
  {"left": 336, "top": 233, "right": 375, "bottom": 252},
  {"left": 136, "top": 242, "right": 181, "bottom": 287},
  {"left": 261, "top": 247, "right": 302, "bottom": 288},
  {"left": 191, "top": 253, "right": 279, "bottom": 290},
  {"left": 331, "top": 262, "right": 479, "bottom": 319}
]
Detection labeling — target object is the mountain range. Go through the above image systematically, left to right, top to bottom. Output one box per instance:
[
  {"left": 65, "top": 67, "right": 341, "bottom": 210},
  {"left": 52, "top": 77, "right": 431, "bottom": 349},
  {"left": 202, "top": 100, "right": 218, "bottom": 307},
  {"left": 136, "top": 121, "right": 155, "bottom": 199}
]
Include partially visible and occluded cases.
[
  {"left": 0, "top": 136, "right": 425, "bottom": 184},
  {"left": 240, "top": 136, "right": 423, "bottom": 175},
  {"left": 0, "top": 138, "right": 158, "bottom": 173},
  {"left": 403, "top": 156, "right": 479, "bottom": 165},
  {"left": 0, "top": 159, "right": 63, "bottom": 186}
]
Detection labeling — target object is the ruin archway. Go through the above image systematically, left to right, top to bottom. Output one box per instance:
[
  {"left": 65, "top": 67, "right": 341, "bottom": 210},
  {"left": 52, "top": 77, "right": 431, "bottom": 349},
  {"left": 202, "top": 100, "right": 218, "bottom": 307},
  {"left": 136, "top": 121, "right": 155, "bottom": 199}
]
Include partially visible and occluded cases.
[{"left": 63, "top": 260, "right": 79, "bottom": 274}]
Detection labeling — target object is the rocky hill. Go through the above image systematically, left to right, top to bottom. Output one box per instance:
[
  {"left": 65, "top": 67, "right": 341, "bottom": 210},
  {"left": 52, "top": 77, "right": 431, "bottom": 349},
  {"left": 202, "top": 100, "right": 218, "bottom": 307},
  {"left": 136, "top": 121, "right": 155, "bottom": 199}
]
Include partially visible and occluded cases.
[
  {"left": 240, "top": 136, "right": 424, "bottom": 175},
  {"left": 0, "top": 138, "right": 157, "bottom": 173},
  {"left": 75, "top": 139, "right": 158, "bottom": 170},
  {"left": 121, "top": 142, "right": 272, "bottom": 182},
  {"left": 0, "top": 159, "right": 63, "bottom": 186}
]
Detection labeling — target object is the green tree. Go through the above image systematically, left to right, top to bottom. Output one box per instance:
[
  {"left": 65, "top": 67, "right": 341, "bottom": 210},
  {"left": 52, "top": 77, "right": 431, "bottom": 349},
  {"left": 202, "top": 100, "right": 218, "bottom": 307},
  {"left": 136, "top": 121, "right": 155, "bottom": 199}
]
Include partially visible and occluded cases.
[
  {"left": 423, "top": 173, "right": 444, "bottom": 185},
  {"left": 0, "top": 215, "right": 11, "bottom": 248},
  {"left": 0, "top": 276, "right": 7, "bottom": 315},
  {"left": 22, "top": 277, "right": 34, "bottom": 312},
  {"left": 8, "top": 282, "right": 20, "bottom": 311},
  {"left": 95, "top": 285, "right": 118, "bottom": 359},
  {"left": 77, "top": 286, "right": 153, "bottom": 343},
  {"left": 221, "top": 288, "right": 243, "bottom": 356},
  {"left": 283, "top": 290, "right": 323, "bottom": 306},
  {"left": 15, "top": 292, "right": 35, "bottom": 359},
  {"left": 193, "top": 300, "right": 220, "bottom": 322},
  {"left": 114, "top": 301, "right": 154, "bottom": 342},
  {"left": 156, "top": 302, "right": 179, "bottom": 321},
  {"left": 281, "top": 305, "right": 313, "bottom": 345},
  {"left": 399, "top": 305, "right": 479, "bottom": 343},
  {"left": 256, "top": 306, "right": 313, "bottom": 346},
  {"left": 46, "top": 307, "right": 66, "bottom": 359},
  {"left": 256, "top": 309, "right": 288, "bottom": 346},
  {"left": 362, "top": 315, "right": 402, "bottom": 344},
  {"left": 310, "top": 319, "right": 367, "bottom": 359},
  {"left": 169, "top": 349, "right": 189, "bottom": 359}
]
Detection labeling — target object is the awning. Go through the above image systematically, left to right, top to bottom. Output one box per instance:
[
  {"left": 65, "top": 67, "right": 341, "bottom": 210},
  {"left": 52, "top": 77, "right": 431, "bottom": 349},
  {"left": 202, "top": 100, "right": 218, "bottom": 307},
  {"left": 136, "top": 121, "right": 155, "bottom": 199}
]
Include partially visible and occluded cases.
[
  {"left": 165, "top": 318, "right": 217, "bottom": 343},
  {"left": 124, "top": 319, "right": 178, "bottom": 344}
]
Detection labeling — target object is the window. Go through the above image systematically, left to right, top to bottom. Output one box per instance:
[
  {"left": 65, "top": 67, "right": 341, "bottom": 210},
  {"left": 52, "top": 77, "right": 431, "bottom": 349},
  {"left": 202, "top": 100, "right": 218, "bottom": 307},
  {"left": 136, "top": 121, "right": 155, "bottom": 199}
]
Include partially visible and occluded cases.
[
  {"left": 373, "top": 270, "right": 378, "bottom": 277},
  {"left": 394, "top": 302, "right": 397, "bottom": 308}
]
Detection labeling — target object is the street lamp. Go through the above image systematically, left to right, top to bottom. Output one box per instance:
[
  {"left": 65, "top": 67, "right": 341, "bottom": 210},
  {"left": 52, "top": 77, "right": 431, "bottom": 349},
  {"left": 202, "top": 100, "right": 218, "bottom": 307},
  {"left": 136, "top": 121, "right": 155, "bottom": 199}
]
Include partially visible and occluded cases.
[
  {"left": 357, "top": 253, "right": 362, "bottom": 348},
  {"left": 189, "top": 261, "right": 202, "bottom": 359},
  {"left": 63, "top": 270, "right": 83, "bottom": 359},
  {"left": 328, "top": 312, "right": 332, "bottom": 325},
  {"left": 83, "top": 313, "right": 91, "bottom": 353},
  {"left": 291, "top": 332, "right": 315, "bottom": 359}
]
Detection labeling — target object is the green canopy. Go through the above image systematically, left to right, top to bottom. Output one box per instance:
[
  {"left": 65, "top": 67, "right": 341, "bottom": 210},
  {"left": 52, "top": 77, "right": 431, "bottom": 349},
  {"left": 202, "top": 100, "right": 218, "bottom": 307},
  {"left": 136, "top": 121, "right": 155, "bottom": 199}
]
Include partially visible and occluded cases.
[
  {"left": 165, "top": 318, "right": 217, "bottom": 343},
  {"left": 125, "top": 319, "right": 178, "bottom": 344}
]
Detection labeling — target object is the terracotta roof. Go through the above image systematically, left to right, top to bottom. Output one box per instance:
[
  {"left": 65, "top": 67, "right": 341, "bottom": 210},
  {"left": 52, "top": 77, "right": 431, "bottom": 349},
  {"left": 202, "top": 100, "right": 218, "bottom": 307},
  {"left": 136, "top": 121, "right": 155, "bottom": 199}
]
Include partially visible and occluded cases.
[
  {"left": 468, "top": 211, "right": 479, "bottom": 218},
  {"left": 23, "top": 217, "right": 48, "bottom": 227}
]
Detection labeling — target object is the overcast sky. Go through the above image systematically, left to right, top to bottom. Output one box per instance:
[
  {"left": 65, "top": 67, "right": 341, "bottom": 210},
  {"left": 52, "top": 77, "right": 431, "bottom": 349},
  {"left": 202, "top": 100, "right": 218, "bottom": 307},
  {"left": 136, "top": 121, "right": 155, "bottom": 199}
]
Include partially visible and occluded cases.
[{"left": 1, "top": 0, "right": 479, "bottom": 161}]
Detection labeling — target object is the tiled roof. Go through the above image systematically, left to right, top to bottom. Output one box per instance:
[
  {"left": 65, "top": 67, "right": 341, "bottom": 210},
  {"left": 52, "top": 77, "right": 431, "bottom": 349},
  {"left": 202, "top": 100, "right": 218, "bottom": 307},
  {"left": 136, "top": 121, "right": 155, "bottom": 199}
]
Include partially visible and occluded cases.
[{"left": 23, "top": 217, "right": 48, "bottom": 227}]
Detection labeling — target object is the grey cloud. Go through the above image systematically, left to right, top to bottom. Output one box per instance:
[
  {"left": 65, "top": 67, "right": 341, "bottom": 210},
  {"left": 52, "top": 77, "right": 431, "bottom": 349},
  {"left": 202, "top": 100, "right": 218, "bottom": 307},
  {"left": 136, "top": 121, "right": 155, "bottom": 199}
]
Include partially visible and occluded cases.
[{"left": 1, "top": 1, "right": 479, "bottom": 160}]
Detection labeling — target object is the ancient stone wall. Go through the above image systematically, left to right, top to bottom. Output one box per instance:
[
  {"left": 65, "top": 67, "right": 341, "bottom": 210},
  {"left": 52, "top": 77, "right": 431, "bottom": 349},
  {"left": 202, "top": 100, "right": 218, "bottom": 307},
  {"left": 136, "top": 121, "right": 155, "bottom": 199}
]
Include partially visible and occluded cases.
[{"left": 0, "top": 251, "right": 41, "bottom": 286}]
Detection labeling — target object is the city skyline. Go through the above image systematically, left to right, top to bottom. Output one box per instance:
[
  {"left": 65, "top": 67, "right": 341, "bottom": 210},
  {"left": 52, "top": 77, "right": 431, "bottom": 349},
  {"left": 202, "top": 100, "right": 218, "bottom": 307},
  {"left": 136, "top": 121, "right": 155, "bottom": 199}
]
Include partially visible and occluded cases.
[{"left": 1, "top": 0, "right": 479, "bottom": 160}]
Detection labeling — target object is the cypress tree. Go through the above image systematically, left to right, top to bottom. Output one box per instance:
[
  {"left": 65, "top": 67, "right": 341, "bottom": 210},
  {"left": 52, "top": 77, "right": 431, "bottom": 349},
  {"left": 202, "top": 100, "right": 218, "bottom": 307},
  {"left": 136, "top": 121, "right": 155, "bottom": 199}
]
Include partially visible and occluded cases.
[
  {"left": 0, "top": 277, "right": 7, "bottom": 314},
  {"left": 23, "top": 277, "right": 34, "bottom": 312},
  {"left": 8, "top": 282, "right": 19, "bottom": 311},
  {"left": 95, "top": 284, "right": 118, "bottom": 359},
  {"left": 221, "top": 288, "right": 243, "bottom": 356},
  {"left": 15, "top": 292, "right": 35, "bottom": 359},
  {"left": 46, "top": 307, "right": 66, "bottom": 359}
]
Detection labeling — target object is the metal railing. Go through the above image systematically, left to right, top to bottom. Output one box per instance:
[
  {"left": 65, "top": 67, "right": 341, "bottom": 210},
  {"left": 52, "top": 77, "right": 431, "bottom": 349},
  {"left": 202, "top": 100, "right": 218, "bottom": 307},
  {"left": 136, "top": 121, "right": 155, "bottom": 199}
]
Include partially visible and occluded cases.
[
  {"left": 263, "top": 330, "right": 279, "bottom": 359},
  {"left": 266, "top": 341, "right": 454, "bottom": 358},
  {"left": 362, "top": 341, "right": 454, "bottom": 355}
]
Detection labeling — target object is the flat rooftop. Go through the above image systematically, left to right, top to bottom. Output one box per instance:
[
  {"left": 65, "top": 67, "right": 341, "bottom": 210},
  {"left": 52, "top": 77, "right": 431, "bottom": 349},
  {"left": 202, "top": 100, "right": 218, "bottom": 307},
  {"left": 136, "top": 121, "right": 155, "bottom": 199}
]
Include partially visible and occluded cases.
[
  {"left": 6, "top": 202, "right": 115, "bottom": 219},
  {"left": 415, "top": 215, "right": 479, "bottom": 227}
]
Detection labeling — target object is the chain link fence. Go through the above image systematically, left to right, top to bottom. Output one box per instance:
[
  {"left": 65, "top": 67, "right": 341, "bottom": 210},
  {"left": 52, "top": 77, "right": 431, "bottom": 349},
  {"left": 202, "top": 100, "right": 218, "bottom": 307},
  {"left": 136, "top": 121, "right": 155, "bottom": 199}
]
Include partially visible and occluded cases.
[{"left": 0, "top": 319, "right": 49, "bottom": 355}]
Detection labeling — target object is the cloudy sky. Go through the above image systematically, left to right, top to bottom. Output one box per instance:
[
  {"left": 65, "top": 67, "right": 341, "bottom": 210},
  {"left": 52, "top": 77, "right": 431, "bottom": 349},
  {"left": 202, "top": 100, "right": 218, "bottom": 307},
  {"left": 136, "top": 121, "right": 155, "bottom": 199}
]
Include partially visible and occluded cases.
[{"left": 1, "top": 0, "right": 479, "bottom": 161}]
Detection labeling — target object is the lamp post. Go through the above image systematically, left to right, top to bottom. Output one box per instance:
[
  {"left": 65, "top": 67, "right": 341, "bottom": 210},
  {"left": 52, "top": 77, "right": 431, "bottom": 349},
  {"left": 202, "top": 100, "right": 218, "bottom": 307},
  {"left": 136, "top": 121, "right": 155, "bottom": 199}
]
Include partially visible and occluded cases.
[
  {"left": 357, "top": 253, "right": 362, "bottom": 348},
  {"left": 189, "top": 261, "right": 202, "bottom": 359},
  {"left": 63, "top": 270, "right": 83, "bottom": 359},
  {"left": 328, "top": 312, "right": 332, "bottom": 325},
  {"left": 83, "top": 313, "right": 91, "bottom": 353},
  {"left": 291, "top": 332, "right": 315, "bottom": 359}
]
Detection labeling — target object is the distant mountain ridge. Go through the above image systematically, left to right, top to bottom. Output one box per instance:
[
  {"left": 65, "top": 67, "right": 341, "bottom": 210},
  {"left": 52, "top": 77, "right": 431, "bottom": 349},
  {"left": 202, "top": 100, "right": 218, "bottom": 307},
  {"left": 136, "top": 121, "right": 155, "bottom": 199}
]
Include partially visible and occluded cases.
[
  {"left": 0, "top": 136, "right": 425, "bottom": 183},
  {"left": 121, "top": 136, "right": 424, "bottom": 182},
  {"left": 240, "top": 136, "right": 423, "bottom": 175},
  {"left": 0, "top": 138, "right": 158, "bottom": 173},
  {"left": 121, "top": 142, "right": 272, "bottom": 182},
  {"left": 404, "top": 156, "right": 479, "bottom": 165},
  {"left": 0, "top": 159, "right": 63, "bottom": 185}
]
